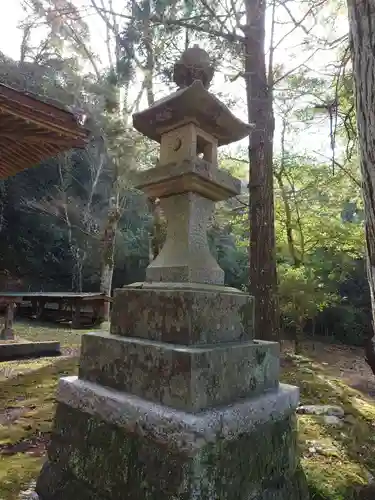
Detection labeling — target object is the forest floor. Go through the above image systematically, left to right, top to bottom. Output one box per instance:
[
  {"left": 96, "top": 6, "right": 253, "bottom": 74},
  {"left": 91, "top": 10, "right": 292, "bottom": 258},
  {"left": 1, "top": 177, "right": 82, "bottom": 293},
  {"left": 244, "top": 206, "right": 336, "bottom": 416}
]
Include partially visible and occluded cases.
[
  {"left": 0, "top": 322, "right": 374, "bottom": 499},
  {"left": 281, "top": 340, "right": 375, "bottom": 499}
]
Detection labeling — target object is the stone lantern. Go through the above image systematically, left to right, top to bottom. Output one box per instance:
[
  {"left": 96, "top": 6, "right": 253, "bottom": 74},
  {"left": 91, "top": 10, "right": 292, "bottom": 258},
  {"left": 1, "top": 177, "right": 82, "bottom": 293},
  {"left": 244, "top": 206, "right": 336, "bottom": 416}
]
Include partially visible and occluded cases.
[
  {"left": 36, "top": 46, "right": 307, "bottom": 500},
  {"left": 132, "top": 46, "right": 251, "bottom": 286}
]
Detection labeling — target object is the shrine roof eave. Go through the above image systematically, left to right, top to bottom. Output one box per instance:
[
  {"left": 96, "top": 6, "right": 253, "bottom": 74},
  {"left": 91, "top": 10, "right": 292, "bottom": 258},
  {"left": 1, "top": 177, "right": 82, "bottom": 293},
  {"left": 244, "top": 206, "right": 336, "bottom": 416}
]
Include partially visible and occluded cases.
[
  {"left": 132, "top": 80, "right": 254, "bottom": 147},
  {"left": 0, "top": 83, "right": 89, "bottom": 179}
]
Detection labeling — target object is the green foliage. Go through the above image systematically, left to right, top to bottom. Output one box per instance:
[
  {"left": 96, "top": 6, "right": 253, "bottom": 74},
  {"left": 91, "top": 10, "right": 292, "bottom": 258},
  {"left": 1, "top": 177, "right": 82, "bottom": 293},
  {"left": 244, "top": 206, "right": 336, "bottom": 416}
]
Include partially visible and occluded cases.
[
  {"left": 212, "top": 150, "right": 368, "bottom": 346},
  {"left": 275, "top": 154, "right": 363, "bottom": 262},
  {"left": 278, "top": 264, "right": 336, "bottom": 328},
  {"left": 278, "top": 264, "right": 338, "bottom": 352},
  {"left": 316, "top": 305, "right": 371, "bottom": 347}
]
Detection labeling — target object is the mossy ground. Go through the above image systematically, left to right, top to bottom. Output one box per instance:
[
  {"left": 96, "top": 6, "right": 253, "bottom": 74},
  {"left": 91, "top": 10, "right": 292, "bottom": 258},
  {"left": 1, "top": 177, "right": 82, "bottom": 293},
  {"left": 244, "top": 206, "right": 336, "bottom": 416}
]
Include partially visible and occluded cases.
[
  {"left": 0, "top": 321, "right": 87, "bottom": 499},
  {"left": 0, "top": 323, "right": 374, "bottom": 499},
  {"left": 282, "top": 351, "right": 375, "bottom": 499}
]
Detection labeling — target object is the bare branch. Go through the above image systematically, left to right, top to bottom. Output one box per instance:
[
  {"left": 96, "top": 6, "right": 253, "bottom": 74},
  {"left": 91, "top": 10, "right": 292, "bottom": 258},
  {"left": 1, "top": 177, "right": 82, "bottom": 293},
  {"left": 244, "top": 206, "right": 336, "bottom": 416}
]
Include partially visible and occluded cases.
[
  {"left": 90, "top": 0, "right": 143, "bottom": 69},
  {"left": 198, "top": 0, "right": 232, "bottom": 36},
  {"left": 268, "top": 0, "right": 277, "bottom": 89},
  {"left": 278, "top": 0, "right": 311, "bottom": 36},
  {"left": 272, "top": 1, "right": 326, "bottom": 52},
  {"left": 95, "top": 6, "right": 244, "bottom": 42},
  {"left": 273, "top": 48, "right": 320, "bottom": 86},
  {"left": 311, "top": 151, "right": 361, "bottom": 188}
]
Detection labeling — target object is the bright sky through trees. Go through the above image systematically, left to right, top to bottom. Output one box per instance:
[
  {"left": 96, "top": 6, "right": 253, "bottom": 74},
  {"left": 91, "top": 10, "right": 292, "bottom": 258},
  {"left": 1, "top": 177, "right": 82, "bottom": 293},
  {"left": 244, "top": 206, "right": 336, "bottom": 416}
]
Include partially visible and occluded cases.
[{"left": 0, "top": 0, "right": 348, "bottom": 161}]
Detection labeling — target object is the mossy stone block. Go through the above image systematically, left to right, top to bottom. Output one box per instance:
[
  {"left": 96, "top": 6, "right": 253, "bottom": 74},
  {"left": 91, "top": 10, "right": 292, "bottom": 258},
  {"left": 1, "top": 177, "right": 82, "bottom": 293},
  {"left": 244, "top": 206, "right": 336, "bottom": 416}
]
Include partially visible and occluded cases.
[
  {"left": 111, "top": 286, "right": 254, "bottom": 345},
  {"left": 78, "top": 332, "right": 279, "bottom": 411},
  {"left": 37, "top": 402, "right": 307, "bottom": 500}
]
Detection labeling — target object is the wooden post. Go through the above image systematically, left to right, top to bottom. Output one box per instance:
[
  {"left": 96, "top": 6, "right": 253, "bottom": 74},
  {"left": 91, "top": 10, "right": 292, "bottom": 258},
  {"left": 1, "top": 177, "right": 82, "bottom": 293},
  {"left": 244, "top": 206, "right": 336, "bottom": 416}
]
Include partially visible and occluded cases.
[
  {"left": 31, "top": 299, "right": 38, "bottom": 317},
  {"left": 32, "top": 299, "right": 45, "bottom": 320},
  {"left": 92, "top": 299, "right": 107, "bottom": 326},
  {"left": 100, "top": 299, "right": 107, "bottom": 324},
  {"left": 102, "top": 299, "right": 110, "bottom": 323},
  {"left": 72, "top": 300, "right": 82, "bottom": 329},
  {"left": 1, "top": 303, "right": 16, "bottom": 340}
]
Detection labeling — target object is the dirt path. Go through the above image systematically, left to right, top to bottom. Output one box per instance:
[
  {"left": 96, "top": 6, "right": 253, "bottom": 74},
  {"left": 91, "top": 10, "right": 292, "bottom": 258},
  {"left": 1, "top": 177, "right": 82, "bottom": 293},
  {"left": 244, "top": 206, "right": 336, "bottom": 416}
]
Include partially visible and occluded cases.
[{"left": 282, "top": 339, "right": 375, "bottom": 398}]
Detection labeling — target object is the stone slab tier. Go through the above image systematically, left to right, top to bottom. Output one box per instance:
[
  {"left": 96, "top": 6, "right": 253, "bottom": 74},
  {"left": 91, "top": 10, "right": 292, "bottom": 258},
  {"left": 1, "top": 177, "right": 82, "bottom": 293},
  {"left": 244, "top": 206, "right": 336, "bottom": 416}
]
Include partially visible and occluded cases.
[
  {"left": 134, "top": 158, "right": 241, "bottom": 201},
  {"left": 111, "top": 284, "right": 254, "bottom": 344},
  {"left": 78, "top": 333, "right": 279, "bottom": 412},
  {"left": 36, "top": 377, "right": 308, "bottom": 500}
]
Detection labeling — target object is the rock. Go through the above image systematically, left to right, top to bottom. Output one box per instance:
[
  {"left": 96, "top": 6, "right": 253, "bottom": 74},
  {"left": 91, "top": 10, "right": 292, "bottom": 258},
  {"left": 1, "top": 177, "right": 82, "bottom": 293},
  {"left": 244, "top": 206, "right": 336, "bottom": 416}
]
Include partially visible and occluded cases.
[
  {"left": 301, "top": 368, "right": 315, "bottom": 375},
  {"left": 297, "top": 404, "right": 345, "bottom": 418},
  {"left": 344, "top": 414, "right": 357, "bottom": 425},
  {"left": 323, "top": 415, "right": 344, "bottom": 426},
  {"left": 306, "top": 440, "right": 339, "bottom": 456},
  {"left": 366, "top": 472, "right": 375, "bottom": 484},
  {"left": 18, "top": 482, "right": 39, "bottom": 500},
  {"left": 355, "top": 483, "right": 375, "bottom": 499},
  {"left": 19, "top": 492, "right": 39, "bottom": 500}
]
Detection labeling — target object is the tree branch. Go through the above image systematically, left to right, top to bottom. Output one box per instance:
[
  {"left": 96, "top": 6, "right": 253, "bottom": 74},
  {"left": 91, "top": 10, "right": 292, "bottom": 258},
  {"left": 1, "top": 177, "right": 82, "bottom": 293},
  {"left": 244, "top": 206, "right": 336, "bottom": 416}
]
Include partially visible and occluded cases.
[
  {"left": 273, "top": 48, "right": 320, "bottom": 86},
  {"left": 311, "top": 151, "right": 361, "bottom": 188}
]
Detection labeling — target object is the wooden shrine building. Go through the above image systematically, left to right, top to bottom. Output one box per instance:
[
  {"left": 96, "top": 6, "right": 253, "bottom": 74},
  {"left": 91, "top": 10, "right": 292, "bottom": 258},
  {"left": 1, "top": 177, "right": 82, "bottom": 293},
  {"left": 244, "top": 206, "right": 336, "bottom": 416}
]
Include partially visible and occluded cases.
[
  {"left": 0, "top": 82, "right": 90, "bottom": 339},
  {"left": 0, "top": 82, "right": 88, "bottom": 178}
]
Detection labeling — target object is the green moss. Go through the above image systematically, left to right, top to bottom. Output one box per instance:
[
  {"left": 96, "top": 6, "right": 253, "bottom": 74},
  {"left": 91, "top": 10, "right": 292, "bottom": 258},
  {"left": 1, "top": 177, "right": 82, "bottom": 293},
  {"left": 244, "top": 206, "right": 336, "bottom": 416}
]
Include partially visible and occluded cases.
[
  {"left": 239, "top": 301, "right": 254, "bottom": 334},
  {"left": 13, "top": 320, "right": 89, "bottom": 348},
  {"left": 0, "top": 321, "right": 81, "bottom": 498},
  {"left": 256, "top": 348, "right": 266, "bottom": 365},
  {"left": 282, "top": 353, "right": 375, "bottom": 500},
  {"left": 0, "top": 358, "right": 78, "bottom": 498},
  {"left": 191, "top": 415, "right": 301, "bottom": 499},
  {"left": 0, "top": 454, "right": 43, "bottom": 499}
]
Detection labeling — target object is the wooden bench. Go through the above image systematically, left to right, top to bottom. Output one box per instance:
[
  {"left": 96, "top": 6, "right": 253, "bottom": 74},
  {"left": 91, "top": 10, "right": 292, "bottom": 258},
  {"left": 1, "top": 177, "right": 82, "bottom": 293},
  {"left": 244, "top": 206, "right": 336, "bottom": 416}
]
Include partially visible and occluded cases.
[{"left": 0, "top": 292, "right": 112, "bottom": 331}]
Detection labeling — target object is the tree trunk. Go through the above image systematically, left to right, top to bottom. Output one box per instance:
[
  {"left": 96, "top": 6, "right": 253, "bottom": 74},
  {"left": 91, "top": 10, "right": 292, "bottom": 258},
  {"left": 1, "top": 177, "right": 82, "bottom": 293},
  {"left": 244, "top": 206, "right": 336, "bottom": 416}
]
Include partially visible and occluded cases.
[
  {"left": 243, "top": 0, "right": 279, "bottom": 341},
  {"left": 347, "top": 0, "right": 375, "bottom": 376},
  {"left": 275, "top": 115, "right": 302, "bottom": 267},
  {"left": 275, "top": 172, "right": 301, "bottom": 267},
  {"left": 148, "top": 198, "right": 165, "bottom": 261},
  {"left": 100, "top": 205, "right": 121, "bottom": 321},
  {"left": 294, "top": 320, "right": 305, "bottom": 355}
]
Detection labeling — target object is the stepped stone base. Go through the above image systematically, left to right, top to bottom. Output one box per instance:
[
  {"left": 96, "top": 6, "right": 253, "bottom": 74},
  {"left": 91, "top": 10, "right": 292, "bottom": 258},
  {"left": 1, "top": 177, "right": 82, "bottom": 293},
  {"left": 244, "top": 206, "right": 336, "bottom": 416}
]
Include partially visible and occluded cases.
[
  {"left": 78, "top": 333, "right": 279, "bottom": 411},
  {"left": 36, "top": 377, "right": 308, "bottom": 500}
]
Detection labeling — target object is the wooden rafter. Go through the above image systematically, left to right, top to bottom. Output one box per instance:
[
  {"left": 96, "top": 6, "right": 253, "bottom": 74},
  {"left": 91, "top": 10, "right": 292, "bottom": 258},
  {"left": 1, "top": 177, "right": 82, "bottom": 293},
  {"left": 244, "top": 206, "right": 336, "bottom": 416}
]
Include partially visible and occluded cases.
[{"left": 0, "top": 83, "right": 89, "bottom": 179}]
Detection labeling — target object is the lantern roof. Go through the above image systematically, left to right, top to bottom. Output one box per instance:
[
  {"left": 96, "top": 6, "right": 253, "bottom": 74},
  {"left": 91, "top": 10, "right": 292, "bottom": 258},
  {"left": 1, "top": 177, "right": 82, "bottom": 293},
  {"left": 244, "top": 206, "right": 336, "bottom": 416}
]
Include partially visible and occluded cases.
[{"left": 133, "top": 46, "right": 253, "bottom": 146}]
